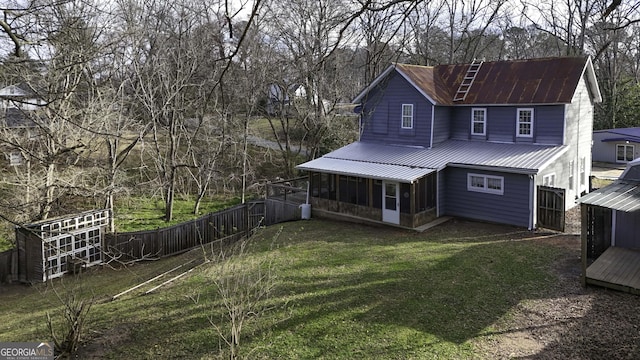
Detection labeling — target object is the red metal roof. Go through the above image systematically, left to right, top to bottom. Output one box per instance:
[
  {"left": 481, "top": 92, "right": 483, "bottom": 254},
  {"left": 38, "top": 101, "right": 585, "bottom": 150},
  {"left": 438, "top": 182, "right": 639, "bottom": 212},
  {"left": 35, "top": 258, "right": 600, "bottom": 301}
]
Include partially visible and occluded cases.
[{"left": 394, "top": 57, "right": 592, "bottom": 105}]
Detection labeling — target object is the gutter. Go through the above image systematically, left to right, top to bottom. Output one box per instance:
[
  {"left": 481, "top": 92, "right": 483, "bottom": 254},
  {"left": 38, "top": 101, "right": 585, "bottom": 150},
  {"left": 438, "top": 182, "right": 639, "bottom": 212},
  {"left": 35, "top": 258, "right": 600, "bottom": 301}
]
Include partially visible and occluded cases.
[{"left": 446, "top": 163, "right": 538, "bottom": 175}]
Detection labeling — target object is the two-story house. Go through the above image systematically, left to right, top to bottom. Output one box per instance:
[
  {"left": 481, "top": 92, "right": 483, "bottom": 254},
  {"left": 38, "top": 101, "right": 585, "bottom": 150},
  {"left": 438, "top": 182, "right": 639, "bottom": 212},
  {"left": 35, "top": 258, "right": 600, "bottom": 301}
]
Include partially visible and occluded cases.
[
  {"left": 296, "top": 57, "right": 601, "bottom": 230},
  {"left": 0, "top": 83, "right": 43, "bottom": 128}
]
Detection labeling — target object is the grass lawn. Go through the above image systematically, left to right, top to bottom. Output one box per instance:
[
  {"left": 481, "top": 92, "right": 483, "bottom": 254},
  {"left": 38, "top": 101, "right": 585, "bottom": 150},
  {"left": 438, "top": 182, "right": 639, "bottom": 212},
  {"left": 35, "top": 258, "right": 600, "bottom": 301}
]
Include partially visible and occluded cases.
[
  {"left": 114, "top": 196, "right": 242, "bottom": 232},
  {"left": 0, "top": 218, "right": 563, "bottom": 359}
]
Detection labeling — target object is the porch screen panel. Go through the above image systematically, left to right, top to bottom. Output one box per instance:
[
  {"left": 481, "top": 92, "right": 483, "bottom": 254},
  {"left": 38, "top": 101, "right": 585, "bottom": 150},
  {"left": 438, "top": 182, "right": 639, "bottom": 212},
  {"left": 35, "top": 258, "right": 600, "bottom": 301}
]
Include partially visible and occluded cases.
[
  {"left": 310, "top": 172, "right": 320, "bottom": 197},
  {"left": 311, "top": 172, "right": 336, "bottom": 200},
  {"left": 324, "top": 173, "right": 336, "bottom": 199},
  {"left": 416, "top": 174, "right": 437, "bottom": 212},
  {"left": 339, "top": 176, "right": 364, "bottom": 204},
  {"left": 357, "top": 177, "right": 368, "bottom": 206},
  {"left": 373, "top": 180, "right": 382, "bottom": 209},
  {"left": 400, "top": 183, "right": 411, "bottom": 213}
]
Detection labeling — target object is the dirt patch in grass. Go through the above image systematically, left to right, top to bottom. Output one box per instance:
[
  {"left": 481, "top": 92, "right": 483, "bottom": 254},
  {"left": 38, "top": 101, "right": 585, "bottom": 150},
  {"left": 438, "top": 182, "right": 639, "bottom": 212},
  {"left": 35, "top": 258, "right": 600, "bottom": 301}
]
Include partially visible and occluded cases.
[
  {"left": 475, "top": 209, "right": 640, "bottom": 359},
  {"left": 78, "top": 324, "right": 132, "bottom": 359}
]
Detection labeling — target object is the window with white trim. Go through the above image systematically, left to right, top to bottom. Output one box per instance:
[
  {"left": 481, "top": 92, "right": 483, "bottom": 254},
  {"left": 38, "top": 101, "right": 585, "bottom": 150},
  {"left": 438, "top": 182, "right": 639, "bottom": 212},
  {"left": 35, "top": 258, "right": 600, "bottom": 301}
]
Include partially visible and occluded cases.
[
  {"left": 401, "top": 104, "right": 413, "bottom": 129},
  {"left": 471, "top": 108, "right": 486, "bottom": 135},
  {"left": 517, "top": 108, "right": 533, "bottom": 137},
  {"left": 616, "top": 144, "right": 634, "bottom": 162},
  {"left": 569, "top": 160, "right": 574, "bottom": 190},
  {"left": 467, "top": 173, "right": 504, "bottom": 195},
  {"left": 542, "top": 173, "right": 556, "bottom": 187}
]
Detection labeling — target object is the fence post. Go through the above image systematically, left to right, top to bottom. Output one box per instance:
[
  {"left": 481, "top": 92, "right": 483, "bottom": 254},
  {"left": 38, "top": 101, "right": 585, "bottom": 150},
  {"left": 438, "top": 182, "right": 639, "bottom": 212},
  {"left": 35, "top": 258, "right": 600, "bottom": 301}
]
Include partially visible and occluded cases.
[{"left": 244, "top": 203, "right": 249, "bottom": 238}]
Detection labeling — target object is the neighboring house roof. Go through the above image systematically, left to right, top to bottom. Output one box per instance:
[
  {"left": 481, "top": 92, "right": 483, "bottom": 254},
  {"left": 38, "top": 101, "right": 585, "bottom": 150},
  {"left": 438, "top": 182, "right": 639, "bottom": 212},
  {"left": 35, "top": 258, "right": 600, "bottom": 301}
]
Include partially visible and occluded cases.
[
  {"left": 353, "top": 56, "right": 602, "bottom": 106},
  {"left": 0, "top": 83, "right": 39, "bottom": 98},
  {"left": 594, "top": 127, "right": 640, "bottom": 143},
  {"left": 297, "top": 140, "right": 567, "bottom": 182},
  {"left": 579, "top": 158, "right": 640, "bottom": 212}
]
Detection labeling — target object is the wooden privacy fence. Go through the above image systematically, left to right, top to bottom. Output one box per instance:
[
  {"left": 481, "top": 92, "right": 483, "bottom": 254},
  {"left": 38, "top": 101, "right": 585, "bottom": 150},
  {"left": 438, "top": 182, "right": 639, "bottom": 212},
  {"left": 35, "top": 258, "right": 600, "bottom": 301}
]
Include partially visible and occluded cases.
[
  {"left": 0, "top": 180, "right": 309, "bottom": 282},
  {"left": 105, "top": 187, "right": 308, "bottom": 262},
  {"left": 105, "top": 201, "right": 268, "bottom": 261},
  {"left": 0, "top": 249, "right": 13, "bottom": 283}
]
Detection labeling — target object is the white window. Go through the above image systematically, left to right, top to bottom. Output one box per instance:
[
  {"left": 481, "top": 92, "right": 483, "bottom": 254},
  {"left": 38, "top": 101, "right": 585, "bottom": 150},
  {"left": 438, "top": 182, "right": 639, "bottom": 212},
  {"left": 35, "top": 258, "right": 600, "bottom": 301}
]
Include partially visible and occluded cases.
[
  {"left": 401, "top": 104, "right": 413, "bottom": 129},
  {"left": 471, "top": 108, "right": 486, "bottom": 135},
  {"left": 517, "top": 108, "right": 534, "bottom": 138},
  {"left": 616, "top": 144, "right": 634, "bottom": 163},
  {"left": 9, "top": 151, "right": 22, "bottom": 166},
  {"left": 580, "top": 157, "right": 586, "bottom": 186},
  {"left": 569, "top": 160, "right": 574, "bottom": 190},
  {"left": 467, "top": 173, "right": 504, "bottom": 195},
  {"left": 543, "top": 174, "right": 556, "bottom": 187}
]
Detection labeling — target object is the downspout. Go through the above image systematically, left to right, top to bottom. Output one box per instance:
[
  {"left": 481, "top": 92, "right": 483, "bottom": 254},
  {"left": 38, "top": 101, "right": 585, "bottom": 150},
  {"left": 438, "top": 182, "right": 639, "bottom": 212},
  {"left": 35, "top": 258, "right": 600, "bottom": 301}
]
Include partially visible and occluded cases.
[
  {"left": 576, "top": 91, "right": 581, "bottom": 200},
  {"left": 430, "top": 104, "right": 435, "bottom": 148},
  {"left": 432, "top": 106, "right": 437, "bottom": 216},
  {"left": 358, "top": 108, "right": 362, "bottom": 141},
  {"left": 436, "top": 170, "right": 441, "bottom": 218},
  {"left": 529, "top": 174, "right": 536, "bottom": 230}
]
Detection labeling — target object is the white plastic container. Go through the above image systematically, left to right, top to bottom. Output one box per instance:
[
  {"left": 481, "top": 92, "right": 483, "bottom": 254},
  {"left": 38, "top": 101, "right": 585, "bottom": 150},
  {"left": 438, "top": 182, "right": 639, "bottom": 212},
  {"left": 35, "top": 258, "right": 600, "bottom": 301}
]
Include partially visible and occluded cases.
[{"left": 300, "top": 203, "right": 311, "bottom": 220}]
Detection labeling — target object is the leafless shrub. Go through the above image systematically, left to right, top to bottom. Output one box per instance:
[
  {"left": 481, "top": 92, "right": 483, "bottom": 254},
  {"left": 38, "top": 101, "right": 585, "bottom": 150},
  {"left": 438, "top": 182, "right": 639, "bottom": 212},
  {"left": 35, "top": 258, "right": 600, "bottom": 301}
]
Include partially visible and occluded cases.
[
  {"left": 207, "top": 227, "right": 282, "bottom": 360},
  {"left": 45, "top": 279, "right": 95, "bottom": 358}
]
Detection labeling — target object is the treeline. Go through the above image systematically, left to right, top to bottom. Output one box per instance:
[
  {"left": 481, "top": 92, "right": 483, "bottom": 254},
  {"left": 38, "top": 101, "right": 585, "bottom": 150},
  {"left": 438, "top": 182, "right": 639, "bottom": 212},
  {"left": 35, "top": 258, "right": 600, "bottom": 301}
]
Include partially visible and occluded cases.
[{"left": 0, "top": 0, "right": 637, "bottom": 230}]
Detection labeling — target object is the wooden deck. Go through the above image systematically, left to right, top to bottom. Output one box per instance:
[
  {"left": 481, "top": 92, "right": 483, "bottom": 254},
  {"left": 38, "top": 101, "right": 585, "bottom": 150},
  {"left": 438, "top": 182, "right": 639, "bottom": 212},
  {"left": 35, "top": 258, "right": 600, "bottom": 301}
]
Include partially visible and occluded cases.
[{"left": 586, "top": 247, "right": 640, "bottom": 294}]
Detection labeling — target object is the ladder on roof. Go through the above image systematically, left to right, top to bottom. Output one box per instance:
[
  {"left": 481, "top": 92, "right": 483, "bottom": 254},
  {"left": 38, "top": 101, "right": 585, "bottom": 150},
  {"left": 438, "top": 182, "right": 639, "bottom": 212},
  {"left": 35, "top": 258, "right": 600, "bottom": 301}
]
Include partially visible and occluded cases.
[{"left": 453, "top": 59, "right": 483, "bottom": 102}]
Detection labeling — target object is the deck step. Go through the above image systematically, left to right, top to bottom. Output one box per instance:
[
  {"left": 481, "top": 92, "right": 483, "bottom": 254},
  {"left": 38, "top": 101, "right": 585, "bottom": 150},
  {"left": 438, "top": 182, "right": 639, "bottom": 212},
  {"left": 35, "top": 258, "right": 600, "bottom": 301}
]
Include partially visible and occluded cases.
[{"left": 414, "top": 216, "right": 453, "bottom": 232}]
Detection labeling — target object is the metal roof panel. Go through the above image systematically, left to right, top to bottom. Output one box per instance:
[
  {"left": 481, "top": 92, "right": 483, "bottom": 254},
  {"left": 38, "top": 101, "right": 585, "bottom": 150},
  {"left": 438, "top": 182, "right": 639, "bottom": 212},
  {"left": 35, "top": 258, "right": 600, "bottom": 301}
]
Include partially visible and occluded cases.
[
  {"left": 394, "top": 57, "right": 592, "bottom": 105},
  {"left": 315, "top": 140, "right": 566, "bottom": 174},
  {"left": 296, "top": 157, "right": 435, "bottom": 183},
  {"left": 578, "top": 180, "right": 640, "bottom": 212}
]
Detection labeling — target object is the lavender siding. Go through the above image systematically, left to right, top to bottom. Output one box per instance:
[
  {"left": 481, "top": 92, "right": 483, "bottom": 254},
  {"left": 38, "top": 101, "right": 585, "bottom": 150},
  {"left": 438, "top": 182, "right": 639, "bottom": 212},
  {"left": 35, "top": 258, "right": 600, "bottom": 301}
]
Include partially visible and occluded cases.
[
  {"left": 360, "top": 72, "right": 433, "bottom": 147},
  {"left": 449, "top": 105, "right": 565, "bottom": 145},
  {"left": 432, "top": 106, "right": 450, "bottom": 145},
  {"left": 535, "top": 106, "right": 565, "bottom": 144},
  {"left": 449, "top": 107, "right": 470, "bottom": 140},
  {"left": 450, "top": 107, "right": 518, "bottom": 142},
  {"left": 486, "top": 107, "right": 517, "bottom": 143},
  {"left": 443, "top": 167, "right": 531, "bottom": 227},
  {"left": 614, "top": 211, "right": 640, "bottom": 249}
]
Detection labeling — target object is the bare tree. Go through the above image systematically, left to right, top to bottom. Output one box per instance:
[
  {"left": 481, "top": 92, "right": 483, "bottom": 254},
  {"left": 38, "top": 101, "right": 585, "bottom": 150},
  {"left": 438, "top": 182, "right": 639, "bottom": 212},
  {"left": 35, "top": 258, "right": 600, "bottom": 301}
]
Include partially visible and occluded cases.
[
  {"left": 121, "top": 0, "right": 214, "bottom": 221},
  {"left": 255, "top": 0, "right": 363, "bottom": 173},
  {"left": 408, "top": 0, "right": 448, "bottom": 65},
  {"left": 521, "top": 0, "right": 604, "bottom": 55},
  {"left": 0, "top": 1, "right": 116, "bottom": 222},
  {"left": 358, "top": 3, "right": 412, "bottom": 81},
  {"left": 589, "top": 3, "right": 640, "bottom": 129}
]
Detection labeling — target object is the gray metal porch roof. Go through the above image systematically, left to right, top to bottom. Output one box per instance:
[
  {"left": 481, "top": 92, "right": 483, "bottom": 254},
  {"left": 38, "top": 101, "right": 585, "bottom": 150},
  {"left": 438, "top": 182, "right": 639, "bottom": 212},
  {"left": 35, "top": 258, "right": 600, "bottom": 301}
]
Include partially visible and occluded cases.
[
  {"left": 297, "top": 140, "right": 567, "bottom": 181},
  {"left": 297, "top": 157, "right": 435, "bottom": 183},
  {"left": 578, "top": 180, "right": 640, "bottom": 212}
]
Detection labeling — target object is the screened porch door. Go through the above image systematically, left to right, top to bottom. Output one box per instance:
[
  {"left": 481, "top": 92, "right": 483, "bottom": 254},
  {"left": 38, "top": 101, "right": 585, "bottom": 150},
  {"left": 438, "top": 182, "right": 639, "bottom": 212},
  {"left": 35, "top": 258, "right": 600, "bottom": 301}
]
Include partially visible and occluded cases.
[{"left": 382, "top": 181, "right": 400, "bottom": 224}]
